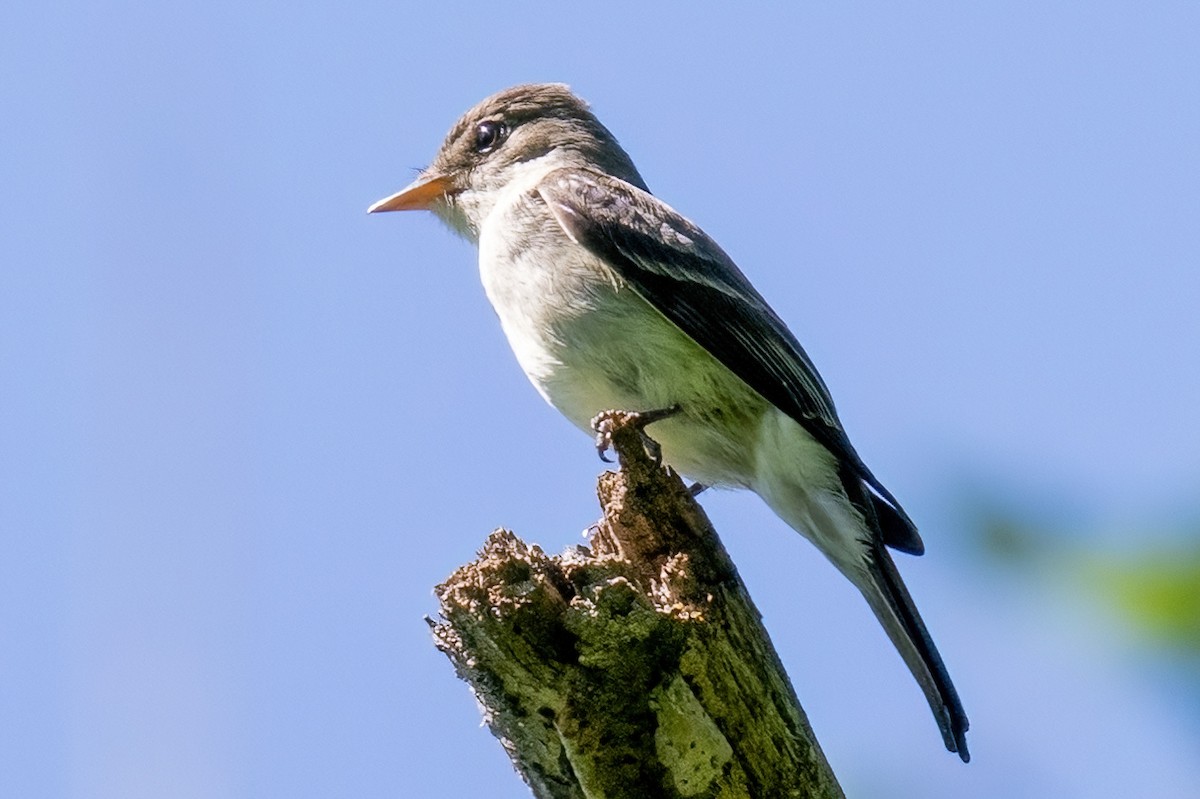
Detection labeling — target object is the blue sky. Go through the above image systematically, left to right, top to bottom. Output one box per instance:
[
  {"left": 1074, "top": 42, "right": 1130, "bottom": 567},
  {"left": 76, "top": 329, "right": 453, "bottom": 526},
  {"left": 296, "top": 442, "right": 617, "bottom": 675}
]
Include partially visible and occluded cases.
[{"left": 3, "top": 3, "right": 1199, "bottom": 797}]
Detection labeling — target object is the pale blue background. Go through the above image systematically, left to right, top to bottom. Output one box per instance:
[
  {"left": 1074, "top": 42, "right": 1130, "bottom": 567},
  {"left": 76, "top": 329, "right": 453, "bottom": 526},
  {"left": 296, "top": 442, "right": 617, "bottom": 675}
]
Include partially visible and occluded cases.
[{"left": 3, "top": 3, "right": 1199, "bottom": 797}]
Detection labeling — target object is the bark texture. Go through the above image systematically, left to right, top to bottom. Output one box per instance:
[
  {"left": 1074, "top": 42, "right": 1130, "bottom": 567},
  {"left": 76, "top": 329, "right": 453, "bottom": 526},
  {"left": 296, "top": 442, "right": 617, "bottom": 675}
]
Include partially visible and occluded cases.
[{"left": 431, "top": 411, "right": 844, "bottom": 799}]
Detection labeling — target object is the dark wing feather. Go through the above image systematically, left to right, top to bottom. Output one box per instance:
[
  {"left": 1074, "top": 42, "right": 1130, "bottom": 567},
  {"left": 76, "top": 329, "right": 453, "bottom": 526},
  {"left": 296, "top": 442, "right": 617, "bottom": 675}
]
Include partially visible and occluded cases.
[{"left": 538, "top": 167, "right": 923, "bottom": 555}]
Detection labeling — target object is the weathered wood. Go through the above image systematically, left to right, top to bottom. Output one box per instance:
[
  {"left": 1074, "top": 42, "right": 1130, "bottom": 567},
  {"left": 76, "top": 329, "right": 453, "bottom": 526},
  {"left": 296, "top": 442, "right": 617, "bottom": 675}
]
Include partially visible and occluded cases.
[{"left": 431, "top": 411, "right": 845, "bottom": 799}]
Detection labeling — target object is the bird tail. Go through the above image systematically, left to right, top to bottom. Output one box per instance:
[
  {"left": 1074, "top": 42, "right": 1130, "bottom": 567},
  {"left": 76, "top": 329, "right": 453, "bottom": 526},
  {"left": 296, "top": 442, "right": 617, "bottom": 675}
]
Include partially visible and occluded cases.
[
  {"left": 749, "top": 419, "right": 969, "bottom": 759},
  {"left": 859, "top": 540, "right": 971, "bottom": 762}
]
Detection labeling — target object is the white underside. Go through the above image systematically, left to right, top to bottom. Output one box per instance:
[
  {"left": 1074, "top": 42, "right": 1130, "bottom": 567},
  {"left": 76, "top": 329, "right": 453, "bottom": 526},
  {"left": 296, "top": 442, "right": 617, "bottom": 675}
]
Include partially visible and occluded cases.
[{"left": 470, "top": 159, "right": 873, "bottom": 576}]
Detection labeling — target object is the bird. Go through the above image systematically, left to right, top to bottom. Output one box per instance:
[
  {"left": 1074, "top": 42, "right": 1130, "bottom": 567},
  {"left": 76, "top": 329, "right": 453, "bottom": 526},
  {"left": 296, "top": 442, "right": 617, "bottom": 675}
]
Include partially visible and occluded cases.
[{"left": 369, "top": 83, "right": 969, "bottom": 761}]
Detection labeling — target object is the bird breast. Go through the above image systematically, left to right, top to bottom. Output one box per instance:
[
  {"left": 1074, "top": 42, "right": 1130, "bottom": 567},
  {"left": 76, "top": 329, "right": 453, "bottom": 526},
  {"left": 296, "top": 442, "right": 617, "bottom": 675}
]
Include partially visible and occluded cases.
[{"left": 476, "top": 181, "right": 766, "bottom": 486}]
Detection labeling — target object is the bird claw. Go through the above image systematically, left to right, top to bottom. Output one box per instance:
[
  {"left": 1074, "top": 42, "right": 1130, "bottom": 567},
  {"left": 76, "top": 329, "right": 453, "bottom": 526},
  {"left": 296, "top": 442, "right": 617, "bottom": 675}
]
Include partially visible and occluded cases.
[{"left": 590, "top": 406, "right": 681, "bottom": 466}]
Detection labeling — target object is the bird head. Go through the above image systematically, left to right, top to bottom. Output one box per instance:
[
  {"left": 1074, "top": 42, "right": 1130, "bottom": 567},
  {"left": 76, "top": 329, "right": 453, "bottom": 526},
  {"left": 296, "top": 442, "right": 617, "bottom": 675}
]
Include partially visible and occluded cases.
[{"left": 368, "top": 83, "right": 648, "bottom": 241}]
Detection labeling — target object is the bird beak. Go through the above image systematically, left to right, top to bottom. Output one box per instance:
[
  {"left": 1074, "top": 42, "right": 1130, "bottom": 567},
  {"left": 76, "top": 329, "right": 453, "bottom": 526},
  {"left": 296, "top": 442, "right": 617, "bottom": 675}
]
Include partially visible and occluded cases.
[{"left": 367, "top": 173, "right": 453, "bottom": 213}]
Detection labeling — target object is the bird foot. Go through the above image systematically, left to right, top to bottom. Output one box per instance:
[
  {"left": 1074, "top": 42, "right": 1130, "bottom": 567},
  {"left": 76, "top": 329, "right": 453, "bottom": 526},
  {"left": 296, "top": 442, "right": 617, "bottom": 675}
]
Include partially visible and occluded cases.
[{"left": 590, "top": 406, "right": 681, "bottom": 466}]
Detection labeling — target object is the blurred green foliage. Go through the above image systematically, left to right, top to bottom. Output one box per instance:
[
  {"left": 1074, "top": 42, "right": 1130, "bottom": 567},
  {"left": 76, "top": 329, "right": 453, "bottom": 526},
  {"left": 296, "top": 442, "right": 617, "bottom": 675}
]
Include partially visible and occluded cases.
[
  {"left": 974, "top": 507, "right": 1200, "bottom": 660},
  {"left": 1083, "top": 547, "right": 1200, "bottom": 657}
]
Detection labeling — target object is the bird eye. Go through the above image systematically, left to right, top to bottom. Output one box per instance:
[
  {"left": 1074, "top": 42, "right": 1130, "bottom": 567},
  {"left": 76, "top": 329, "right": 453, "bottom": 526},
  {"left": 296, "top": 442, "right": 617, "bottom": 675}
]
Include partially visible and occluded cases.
[{"left": 474, "top": 120, "right": 507, "bottom": 153}]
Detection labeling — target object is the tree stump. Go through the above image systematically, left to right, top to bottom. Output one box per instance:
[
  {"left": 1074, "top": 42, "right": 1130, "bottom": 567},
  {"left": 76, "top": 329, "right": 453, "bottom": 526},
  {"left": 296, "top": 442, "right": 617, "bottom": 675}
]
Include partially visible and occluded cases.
[{"left": 430, "top": 411, "right": 844, "bottom": 799}]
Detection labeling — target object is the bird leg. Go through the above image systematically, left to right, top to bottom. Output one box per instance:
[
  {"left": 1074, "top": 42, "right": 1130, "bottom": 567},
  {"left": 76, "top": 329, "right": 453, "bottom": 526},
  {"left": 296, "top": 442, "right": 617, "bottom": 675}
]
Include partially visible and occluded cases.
[{"left": 590, "top": 406, "right": 681, "bottom": 466}]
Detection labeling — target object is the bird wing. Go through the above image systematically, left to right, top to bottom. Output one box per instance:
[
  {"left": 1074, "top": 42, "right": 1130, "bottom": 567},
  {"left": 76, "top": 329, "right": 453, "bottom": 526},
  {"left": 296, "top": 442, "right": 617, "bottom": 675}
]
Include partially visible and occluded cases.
[{"left": 537, "top": 167, "right": 923, "bottom": 554}]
